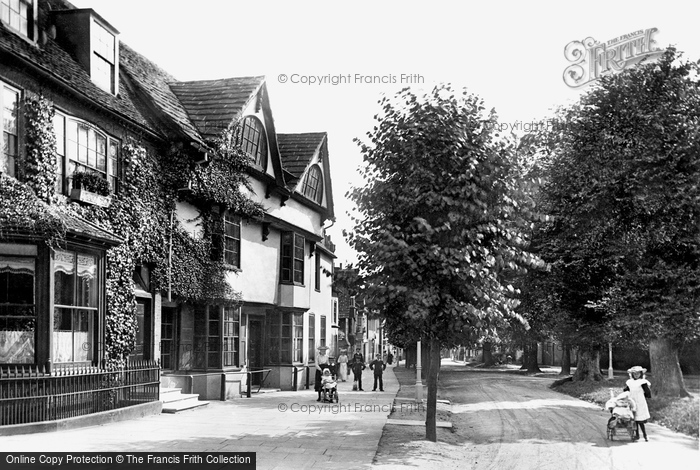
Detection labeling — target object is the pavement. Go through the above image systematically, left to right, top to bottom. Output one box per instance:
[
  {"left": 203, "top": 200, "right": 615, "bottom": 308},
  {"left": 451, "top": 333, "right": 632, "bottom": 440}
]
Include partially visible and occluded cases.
[{"left": 0, "top": 364, "right": 404, "bottom": 470}]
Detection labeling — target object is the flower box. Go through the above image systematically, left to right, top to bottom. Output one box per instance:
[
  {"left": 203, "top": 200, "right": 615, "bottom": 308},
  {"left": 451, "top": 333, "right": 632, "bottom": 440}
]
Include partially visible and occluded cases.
[{"left": 70, "top": 188, "right": 111, "bottom": 208}]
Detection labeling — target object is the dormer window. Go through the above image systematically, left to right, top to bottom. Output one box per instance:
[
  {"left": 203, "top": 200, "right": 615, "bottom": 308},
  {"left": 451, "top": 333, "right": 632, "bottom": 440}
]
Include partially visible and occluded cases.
[
  {"left": 1, "top": 0, "right": 35, "bottom": 40},
  {"left": 52, "top": 9, "right": 120, "bottom": 95},
  {"left": 91, "top": 21, "right": 115, "bottom": 93},
  {"left": 238, "top": 116, "right": 267, "bottom": 170},
  {"left": 300, "top": 164, "right": 323, "bottom": 204}
]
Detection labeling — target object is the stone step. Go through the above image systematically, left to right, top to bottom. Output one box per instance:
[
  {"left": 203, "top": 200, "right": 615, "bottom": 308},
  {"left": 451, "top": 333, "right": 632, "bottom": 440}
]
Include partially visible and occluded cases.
[
  {"left": 159, "top": 387, "right": 183, "bottom": 401},
  {"left": 160, "top": 387, "right": 208, "bottom": 413},
  {"left": 162, "top": 397, "right": 209, "bottom": 413}
]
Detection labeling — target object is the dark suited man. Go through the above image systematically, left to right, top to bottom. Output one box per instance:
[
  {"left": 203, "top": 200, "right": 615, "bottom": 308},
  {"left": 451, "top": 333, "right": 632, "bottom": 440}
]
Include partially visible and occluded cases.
[{"left": 351, "top": 347, "right": 365, "bottom": 391}]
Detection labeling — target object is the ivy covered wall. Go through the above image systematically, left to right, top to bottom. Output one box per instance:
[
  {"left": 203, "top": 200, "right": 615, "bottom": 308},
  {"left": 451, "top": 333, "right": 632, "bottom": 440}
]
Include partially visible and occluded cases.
[{"left": 0, "top": 94, "right": 263, "bottom": 369}]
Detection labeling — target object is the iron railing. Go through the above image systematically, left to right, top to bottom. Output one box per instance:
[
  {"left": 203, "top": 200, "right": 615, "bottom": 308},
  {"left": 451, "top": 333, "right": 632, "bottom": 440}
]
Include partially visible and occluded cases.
[{"left": 0, "top": 360, "right": 160, "bottom": 426}]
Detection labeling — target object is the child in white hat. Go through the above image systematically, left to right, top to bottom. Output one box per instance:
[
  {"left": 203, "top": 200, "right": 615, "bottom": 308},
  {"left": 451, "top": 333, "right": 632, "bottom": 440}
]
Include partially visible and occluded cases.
[{"left": 624, "top": 366, "right": 652, "bottom": 441}]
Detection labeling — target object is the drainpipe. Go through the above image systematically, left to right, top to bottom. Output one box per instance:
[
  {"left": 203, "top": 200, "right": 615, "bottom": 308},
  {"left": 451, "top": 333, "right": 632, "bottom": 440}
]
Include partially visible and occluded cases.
[{"left": 168, "top": 209, "right": 174, "bottom": 302}]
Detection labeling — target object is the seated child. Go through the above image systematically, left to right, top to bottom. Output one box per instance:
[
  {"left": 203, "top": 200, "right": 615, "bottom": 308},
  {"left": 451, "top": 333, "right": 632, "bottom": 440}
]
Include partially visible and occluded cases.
[
  {"left": 321, "top": 368, "right": 337, "bottom": 390},
  {"left": 605, "top": 390, "right": 637, "bottom": 421}
]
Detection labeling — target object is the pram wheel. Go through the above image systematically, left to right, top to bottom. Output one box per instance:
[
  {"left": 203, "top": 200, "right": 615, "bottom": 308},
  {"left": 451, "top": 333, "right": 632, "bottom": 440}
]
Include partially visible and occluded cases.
[{"left": 606, "top": 417, "right": 616, "bottom": 440}]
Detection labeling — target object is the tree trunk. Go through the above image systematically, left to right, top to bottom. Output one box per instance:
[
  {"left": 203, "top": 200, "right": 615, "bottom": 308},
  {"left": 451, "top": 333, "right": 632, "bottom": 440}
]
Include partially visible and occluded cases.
[
  {"left": 425, "top": 337, "right": 441, "bottom": 442},
  {"left": 649, "top": 337, "right": 690, "bottom": 398},
  {"left": 482, "top": 341, "right": 494, "bottom": 366},
  {"left": 520, "top": 341, "right": 528, "bottom": 370},
  {"left": 524, "top": 341, "right": 542, "bottom": 373},
  {"left": 560, "top": 341, "right": 571, "bottom": 376},
  {"left": 405, "top": 345, "right": 415, "bottom": 369},
  {"left": 572, "top": 348, "right": 603, "bottom": 381}
]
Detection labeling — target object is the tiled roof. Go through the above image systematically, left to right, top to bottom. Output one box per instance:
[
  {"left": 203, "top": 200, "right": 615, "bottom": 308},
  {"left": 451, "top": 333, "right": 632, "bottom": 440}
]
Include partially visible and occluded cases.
[
  {"left": 0, "top": 22, "right": 155, "bottom": 133},
  {"left": 119, "top": 43, "right": 204, "bottom": 144},
  {"left": 169, "top": 76, "right": 264, "bottom": 141},
  {"left": 277, "top": 132, "right": 326, "bottom": 179},
  {"left": 61, "top": 212, "right": 123, "bottom": 246}
]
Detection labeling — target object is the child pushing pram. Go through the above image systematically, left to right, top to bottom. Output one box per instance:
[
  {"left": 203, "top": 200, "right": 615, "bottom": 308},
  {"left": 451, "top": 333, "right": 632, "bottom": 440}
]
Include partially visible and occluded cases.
[{"left": 604, "top": 389, "right": 637, "bottom": 441}]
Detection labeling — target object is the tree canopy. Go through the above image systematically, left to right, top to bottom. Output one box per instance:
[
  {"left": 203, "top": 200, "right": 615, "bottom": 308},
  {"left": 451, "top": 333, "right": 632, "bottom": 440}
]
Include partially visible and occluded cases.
[
  {"left": 525, "top": 48, "right": 700, "bottom": 393},
  {"left": 346, "top": 84, "right": 543, "bottom": 439}
]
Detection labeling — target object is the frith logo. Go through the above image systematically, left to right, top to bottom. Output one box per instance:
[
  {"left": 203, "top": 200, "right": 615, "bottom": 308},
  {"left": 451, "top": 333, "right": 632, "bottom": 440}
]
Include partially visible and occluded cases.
[{"left": 563, "top": 28, "right": 662, "bottom": 88}]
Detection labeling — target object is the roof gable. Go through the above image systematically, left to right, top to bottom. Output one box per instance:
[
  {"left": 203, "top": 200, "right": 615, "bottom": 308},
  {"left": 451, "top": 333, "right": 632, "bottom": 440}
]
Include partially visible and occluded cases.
[
  {"left": 169, "top": 76, "right": 264, "bottom": 141},
  {"left": 277, "top": 132, "right": 335, "bottom": 221},
  {"left": 277, "top": 132, "right": 326, "bottom": 181}
]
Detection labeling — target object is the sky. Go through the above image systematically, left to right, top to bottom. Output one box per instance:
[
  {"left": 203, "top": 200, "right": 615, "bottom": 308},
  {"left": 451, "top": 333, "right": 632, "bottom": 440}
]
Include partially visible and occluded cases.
[{"left": 73, "top": 0, "right": 700, "bottom": 265}]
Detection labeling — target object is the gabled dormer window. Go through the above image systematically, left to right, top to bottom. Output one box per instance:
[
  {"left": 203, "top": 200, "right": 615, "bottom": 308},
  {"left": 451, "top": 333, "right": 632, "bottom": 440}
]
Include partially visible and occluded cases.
[
  {"left": 1, "top": 0, "right": 35, "bottom": 41},
  {"left": 238, "top": 116, "right": 267, "bottom": 170},
  {"left": 300, "top": 164, "right": 323, "bottom": 204}
]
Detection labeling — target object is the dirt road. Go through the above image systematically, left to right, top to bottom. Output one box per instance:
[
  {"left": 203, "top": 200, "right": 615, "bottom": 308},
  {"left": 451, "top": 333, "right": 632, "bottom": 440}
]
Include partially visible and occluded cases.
[{"left": 374, "top": 362, "right": 698, "bottom": 470}]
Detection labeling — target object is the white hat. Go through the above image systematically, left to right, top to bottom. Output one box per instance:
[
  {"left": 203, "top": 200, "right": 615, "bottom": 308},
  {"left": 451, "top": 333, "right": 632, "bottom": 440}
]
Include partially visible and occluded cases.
[
  {"left": 317, "top": 346, "right": 330, "bottom": 351},
  {"left": 627, "top": 366, "right": 647, "bottom": 374}
]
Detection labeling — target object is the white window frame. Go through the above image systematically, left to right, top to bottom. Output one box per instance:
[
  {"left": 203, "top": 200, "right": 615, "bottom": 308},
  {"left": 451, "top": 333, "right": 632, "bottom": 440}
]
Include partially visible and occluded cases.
[
  {"left": 0, "top": 0, "right": 36, "bottom": 41},
  {"left": 91, "top": 20, "right": 116, "bottom": 94},
  {"left": 1, "top": 81, "right": 20, "bottom": 178},
  {"left": 53, "top": 110, "right": 120, "bottom": 195}
]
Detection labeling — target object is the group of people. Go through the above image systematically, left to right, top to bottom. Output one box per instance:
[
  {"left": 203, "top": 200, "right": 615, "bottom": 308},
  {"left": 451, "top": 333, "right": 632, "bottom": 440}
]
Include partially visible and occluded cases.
[
  {"left": 314, "top": 346, "right": 391, "bottom": 400},
  {"left": 606, "top": 365, "right": 653, "bottom": 441}
]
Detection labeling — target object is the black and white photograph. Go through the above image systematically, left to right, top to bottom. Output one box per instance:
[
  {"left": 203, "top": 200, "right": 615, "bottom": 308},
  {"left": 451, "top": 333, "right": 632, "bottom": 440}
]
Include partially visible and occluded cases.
[{"left": 0, "top": 1, "right": 698, "bottom": 469}]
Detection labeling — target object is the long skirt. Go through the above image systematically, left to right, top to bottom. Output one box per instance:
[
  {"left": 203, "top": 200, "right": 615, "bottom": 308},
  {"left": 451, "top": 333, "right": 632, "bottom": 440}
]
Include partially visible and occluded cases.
[
  {"left": 338, "top": 363, "right": 347, "bottom": 381},
  {"left": 314, "top": 364, "right": 330, "bottom": 392}
]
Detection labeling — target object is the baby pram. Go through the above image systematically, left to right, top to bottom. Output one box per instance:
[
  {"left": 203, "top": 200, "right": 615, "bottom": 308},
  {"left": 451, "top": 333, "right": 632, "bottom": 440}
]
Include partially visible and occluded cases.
[
  {"left": 320, "top": 365, "right": 339, "bottom": 403},
  {"left": 604, "top": 391, "right": 636, "bottom": 441}
]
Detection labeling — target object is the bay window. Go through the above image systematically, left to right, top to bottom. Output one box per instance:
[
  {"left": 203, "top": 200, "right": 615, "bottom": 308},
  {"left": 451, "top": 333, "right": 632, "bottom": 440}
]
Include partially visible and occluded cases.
[
  {"left": 53, "top": 112, "right": 120, "bottom": 194},
  {"left": 281, "top": 232, "right": 304, "bottom": 284},
  {"left": 194, "top": 304, "right": 242, "bottom": 370},
  {"left": 266, "top": 311, "right": 303, "bottom": 364}
]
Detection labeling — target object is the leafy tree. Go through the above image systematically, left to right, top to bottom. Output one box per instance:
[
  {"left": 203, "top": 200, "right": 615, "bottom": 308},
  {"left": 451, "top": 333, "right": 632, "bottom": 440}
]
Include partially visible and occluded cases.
[
  {"left": 529, "top": 48, "right": 700, "bottom": 395},
  {"left": 346, "top": 84, "right": 543, "bottom": 441}
]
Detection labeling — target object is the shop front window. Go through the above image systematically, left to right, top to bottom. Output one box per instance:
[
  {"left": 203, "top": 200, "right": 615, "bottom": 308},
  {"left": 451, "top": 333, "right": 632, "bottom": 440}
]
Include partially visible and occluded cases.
[
  {"left": 53, "top": 249, "right": 98, "bottom": 363},
  {"left": 0, "top": 250, "right": 35, "bottom": 363}
]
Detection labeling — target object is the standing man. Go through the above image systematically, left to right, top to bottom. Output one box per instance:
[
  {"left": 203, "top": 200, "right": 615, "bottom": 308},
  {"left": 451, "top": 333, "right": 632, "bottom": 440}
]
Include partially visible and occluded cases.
[
  {"left": 351, "top": 347, "right": 365, "bottom": 391},
  {"left": 370, "top": 353, "right": 386, "bottom": 391}
]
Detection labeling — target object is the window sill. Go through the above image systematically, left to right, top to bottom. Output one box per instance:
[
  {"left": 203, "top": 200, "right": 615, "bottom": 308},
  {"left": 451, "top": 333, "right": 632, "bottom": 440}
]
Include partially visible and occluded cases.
[
  {"left": 223, "top": 264, "right": 242, "bottom": 273},
  {"left": 280, "top": 281, "right": 305, "bottom": 287}
]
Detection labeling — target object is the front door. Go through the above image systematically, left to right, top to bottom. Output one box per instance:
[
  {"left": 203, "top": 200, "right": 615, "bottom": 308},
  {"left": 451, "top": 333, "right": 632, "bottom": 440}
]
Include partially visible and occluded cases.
[{"left": 248, "top": 318, "right": 264, "bottom": 385}]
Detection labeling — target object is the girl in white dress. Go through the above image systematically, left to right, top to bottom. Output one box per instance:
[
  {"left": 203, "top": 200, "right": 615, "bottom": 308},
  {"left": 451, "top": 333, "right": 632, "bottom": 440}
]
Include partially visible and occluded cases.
[{"left": 624, "top": 365, "right": 652, "bottom": 441}]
